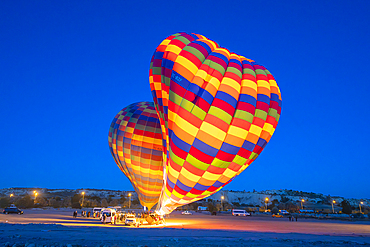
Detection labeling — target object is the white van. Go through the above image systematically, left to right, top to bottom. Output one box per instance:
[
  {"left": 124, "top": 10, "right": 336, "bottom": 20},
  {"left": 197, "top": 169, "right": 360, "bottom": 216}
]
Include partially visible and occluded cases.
[
  {"left": 100, "top": 208, "right": 117, "bottom": 224},
  {"left": 232, "top": 209, "right": 250, "bottom": 216}
]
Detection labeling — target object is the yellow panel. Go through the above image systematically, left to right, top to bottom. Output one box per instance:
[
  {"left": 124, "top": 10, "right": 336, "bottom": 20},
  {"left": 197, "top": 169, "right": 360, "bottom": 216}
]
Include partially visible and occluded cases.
[
  {"left": 160, "top": 39, "right": 171, "bottom": 46},
  {"left": 167, "top": 45, "right": 182, "bottom": 55},
  {"left": 176, "top": 56, "right": 198, "bottom": 75},
  {"left": 195, "top": 69, "right": 208, "bottom": 80},
  {"left": 221, "top": 77, "right": 241, "bottom": 92},
  {"left": 242, "top": 79, "right": 258, "bottom": 90},
  {"left": 257, "top": 80, "right": 270, "bottom": 89},
  {"left": 173, "top": 115, "right": 199, "bottom": 137},
  {"left": 200, "top": 121, "right": 226, "bottom": 141},
  {"left": 262, "top": 123, "right": 274, "bottom": 135},
  {"left": 228, "top": 125, "right": 249, "bottom": 139},
  {"left": 249, "top": 125, "right": 262, "bottom": 136},
  {"left": 168, "top": 165, "right": 180, "bottom": 179},
  {"left": 179, "top": 167, "right": 201, "bottom": 182},
  {"left": 223, "top": 168, "right": 237, "bottom": 178},
  {"left": 202, "top": 171, "right": 221, "bottom": 181}
]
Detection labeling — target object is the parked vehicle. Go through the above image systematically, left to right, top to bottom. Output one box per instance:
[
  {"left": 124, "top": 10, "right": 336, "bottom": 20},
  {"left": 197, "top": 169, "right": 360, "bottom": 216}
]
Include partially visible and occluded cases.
[
  {"left": 197, "top": 206, "right": 207, "bottom": 211},
  {"left": 3, "top": 207, "right": 23, "bottom": 215},
  {"left": 100, "top": 208, "right": 117, "bottom": 224},
  {"left": 232, "top": 209, "right": 250, "bottom": 216},
  {"left": 279, "top": 210, "right": 290, "bottom": 215},
  {"left": 182, "top": 211, "right": 192, "bottom": 215},
  {"left": 272, "top": 213, "right": 283, "bottom": 218},
  {"left": 125, "top": 214, "right": 137, "bottom": 226}
]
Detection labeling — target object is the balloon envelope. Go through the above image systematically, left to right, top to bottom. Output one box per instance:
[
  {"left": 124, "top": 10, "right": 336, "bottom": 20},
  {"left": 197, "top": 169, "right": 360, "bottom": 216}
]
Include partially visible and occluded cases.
[
  {"left": 149, "top": 33, "right": 282, "bottom": 213},
  {"left": 108, "top": 102, "right": 164, "bottom": 210}
]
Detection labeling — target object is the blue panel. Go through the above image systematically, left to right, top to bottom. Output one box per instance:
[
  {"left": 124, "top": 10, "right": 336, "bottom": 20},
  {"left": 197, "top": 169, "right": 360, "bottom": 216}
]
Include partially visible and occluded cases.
[
  {"left": 189, "top": 33, "right": 199, "bottom": 40},
  {"left": 193, "top": 40, "right": 212, "bottom": 54},
  {"left": 154, "top": 51, "right": 164, "bottom": 60},
  {"left": 209, "top": 52, "right": 229, "bottom": 65},
  {"left": 162, "top": 58, "right": 174, "bottom": 70},
  {"left": 229, "top": 58, "right": 242, "bottom": 67},
  {"left": 242, "top": 60, "right": 253, "bottom": 66},
  {"left": 171, "top": 70, "right": 190, "bottom": 89},
  {"left": 199, "top": 88, "right": 214, "bottom": 105},
  {"left": 215, "top": 91, "right": 238, "bottom": 107},
  {"left": 271, "top": 93, "right": 282, "bottom": 107},
  {"left": 238, "top": 94, "right": 257, "bottom": 106},
  {"left": 257, "top": 94, "right": 270, "bottom": 105},
  {"left": 138, "top": 114, "right": 148, "bottom": 121},
  {"left": 147, "top": 116, "right": 159, "bottom": 123},
  {"left": 170, "top": 132, "right": 192, "bottom": 153},
  {"left": 192, "top": 138, "right": 218, "bottom": 157},
  {"left": 256, "top": 138, "right": 267, "bottom": 149},
  {"left": 242, "top": 140, "right": 255, "bottom": 152},
  {"left": 220, "top": 142, "right": 239, "bottom": 155},
  {"left": 167, "top": 177, "right": 175, "bottom": 189},
  {"left": 176, "top": 180, "right": 192, "bottom": 192},
  {"left": 212, "top": 180, "right": 223, "bottom": 188},
  {"left": 194, "top": 183, "right": 209, "bottom": 191}
]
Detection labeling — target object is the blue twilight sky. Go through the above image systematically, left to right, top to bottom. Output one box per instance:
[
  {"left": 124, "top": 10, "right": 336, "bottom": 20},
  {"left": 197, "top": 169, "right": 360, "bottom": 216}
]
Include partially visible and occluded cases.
[{"left": 1, "top": 1, "right": 369, "bottom": 199}]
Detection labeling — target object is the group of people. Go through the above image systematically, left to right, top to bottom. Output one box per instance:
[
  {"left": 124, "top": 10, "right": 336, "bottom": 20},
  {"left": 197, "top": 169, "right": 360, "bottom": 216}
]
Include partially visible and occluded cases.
[
  {"left": 72, "top": 210, "right": 97, "bottom": 218},
  {"left": 288, "top": 215, "right": 298, "bottom": 221}
]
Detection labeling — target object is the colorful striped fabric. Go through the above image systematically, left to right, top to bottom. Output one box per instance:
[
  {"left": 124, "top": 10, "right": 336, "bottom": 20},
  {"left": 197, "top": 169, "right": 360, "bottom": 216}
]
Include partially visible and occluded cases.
[
  {"left": 149, "top": 33, "right": 282, "bottom": 214},
  {"left": 108, "top": 102, "right": 164, "bottom": 210}
]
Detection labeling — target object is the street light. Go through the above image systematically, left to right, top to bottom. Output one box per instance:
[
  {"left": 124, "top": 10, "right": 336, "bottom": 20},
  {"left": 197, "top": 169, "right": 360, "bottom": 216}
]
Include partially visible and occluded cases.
[
  {"left": 81, "top": 191, "right": 85, "bottom": 208},
  {"left": 34, "top": 192, "right": 38, "bottom": 203},
  {"left": 128, "top": 193, "right": 131, "bottom": 209},
  {"left": 10, "top": 194, "right": 13, "bottom": 197},
  {"left": 221, "top": 196, "right": 224, "bottom": 211},
  {"left": 265, "top": 197, "right": 269, "bottom": 211},
  {"left": 301, "top": 199, "right": 305, "bottom": 209},
  {"left": 331, "top": 200, "right": 336, "bottom": 213},
  {"left": 359, "top": 201, "right": 364, "bottom": 214}
]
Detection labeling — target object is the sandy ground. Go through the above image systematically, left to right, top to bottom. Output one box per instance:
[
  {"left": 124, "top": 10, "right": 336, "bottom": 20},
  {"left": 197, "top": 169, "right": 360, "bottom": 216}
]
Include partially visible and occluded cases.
[{"left": 1, "top": 209, "right": 370, "bottom": 246}]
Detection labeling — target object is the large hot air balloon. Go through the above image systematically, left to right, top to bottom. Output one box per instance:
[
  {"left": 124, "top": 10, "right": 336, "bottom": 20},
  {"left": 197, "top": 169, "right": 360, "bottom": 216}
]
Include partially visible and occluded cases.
[
  {"left": 149, "top": 33, "right": 282, "bottom": 214},
  {"left": 108, "top": 102, "right": 164, "bottom": 210}
]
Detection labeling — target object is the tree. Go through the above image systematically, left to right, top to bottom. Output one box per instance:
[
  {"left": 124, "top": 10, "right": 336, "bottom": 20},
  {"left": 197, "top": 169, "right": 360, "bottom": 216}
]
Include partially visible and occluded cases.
[
  {"left": 71, "top": 193, "right": 82, "bottom": 205},
  {"left": 15, "top": 195, "right": 34, "bottom": 208},
  {"left": 0, "top": 197, "right": 10, "bottom": 208},
  {"left": 62, "top": 197, "right": 71, "bottom": 208},
  {"left": 48, "top": 198, "right": 61, "bottom": 208},
  {"left": 101, "top": 199, "right": 108, "bottom": 207},
  {"left": 110, "top": 199, "right": 119, "bottom": 206},
  {"left": 341, "top": 200, "right": 352, "bottom": 214},
  {"left": 72, "top": 202, "right": 82, "bottom": 209},
  {"left": 207, "top": 202, "right": 216, "bottom": 213},
  {"left": 271, "top": 206, "right": 279, "bottom": 214}
]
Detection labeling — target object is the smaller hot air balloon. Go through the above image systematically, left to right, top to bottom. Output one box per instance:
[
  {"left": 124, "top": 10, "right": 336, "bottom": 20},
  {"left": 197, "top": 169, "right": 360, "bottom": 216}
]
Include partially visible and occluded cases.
[{"left": 108, "top": 102, "right": 164, "bottom": 210}]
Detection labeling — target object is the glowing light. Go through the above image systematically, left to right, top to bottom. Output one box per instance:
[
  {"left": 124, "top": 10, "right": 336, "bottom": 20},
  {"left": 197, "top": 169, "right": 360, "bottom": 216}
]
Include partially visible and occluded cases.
[
  {"left": 81, "top": 191, "right": 85, "bottom": 195},
  {"left": 10, "top": 194, "right": 13, "bottom": 197},
  {"left": 265, "top": 197, "right": 269, "bottom": 202},
  {"left": 301, "top": 199, "right": 305, "bottom": 202}
]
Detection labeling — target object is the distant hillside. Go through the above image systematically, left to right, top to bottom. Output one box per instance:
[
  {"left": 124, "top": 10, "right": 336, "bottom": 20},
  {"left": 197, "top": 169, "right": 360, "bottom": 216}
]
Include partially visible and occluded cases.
[{"left": 0, "top": 187, "right": 368, "bottom": 209}]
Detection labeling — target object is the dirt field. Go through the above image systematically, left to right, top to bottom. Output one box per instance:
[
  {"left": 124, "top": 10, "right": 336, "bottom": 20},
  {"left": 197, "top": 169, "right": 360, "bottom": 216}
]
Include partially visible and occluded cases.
[{"left": 1, "top": 209, "right": 370, "bottom": 246}]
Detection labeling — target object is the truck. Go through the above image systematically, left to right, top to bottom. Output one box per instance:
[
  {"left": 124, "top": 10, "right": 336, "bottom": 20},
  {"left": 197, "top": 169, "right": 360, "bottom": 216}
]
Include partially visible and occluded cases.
[{"left": 197, "top": 206, "right": 207, "bottom": 211}]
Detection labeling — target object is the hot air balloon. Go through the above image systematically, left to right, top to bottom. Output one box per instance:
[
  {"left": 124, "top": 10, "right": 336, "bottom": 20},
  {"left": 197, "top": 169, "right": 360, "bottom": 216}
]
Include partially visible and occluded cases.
[
  {"left": 149, "top": 33, "right": 282, "bottom": 214},
  {"left": 108, "top": 102, "right": 164, "bottom": 210}
]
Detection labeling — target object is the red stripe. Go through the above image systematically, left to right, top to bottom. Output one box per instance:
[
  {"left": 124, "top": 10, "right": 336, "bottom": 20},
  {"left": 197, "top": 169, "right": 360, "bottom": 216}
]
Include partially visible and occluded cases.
[
  {"left": 212, "top": 98, "right": 235, "bottom": 117},
  {"left": 237, "top": 102, "right": 255, "bottom": 115},
  {"left": 189, "top": 146, "right": 214, "bottom": 164},
  {"left": 215, "top": 150, "right": 235, "bottom": 162}
]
